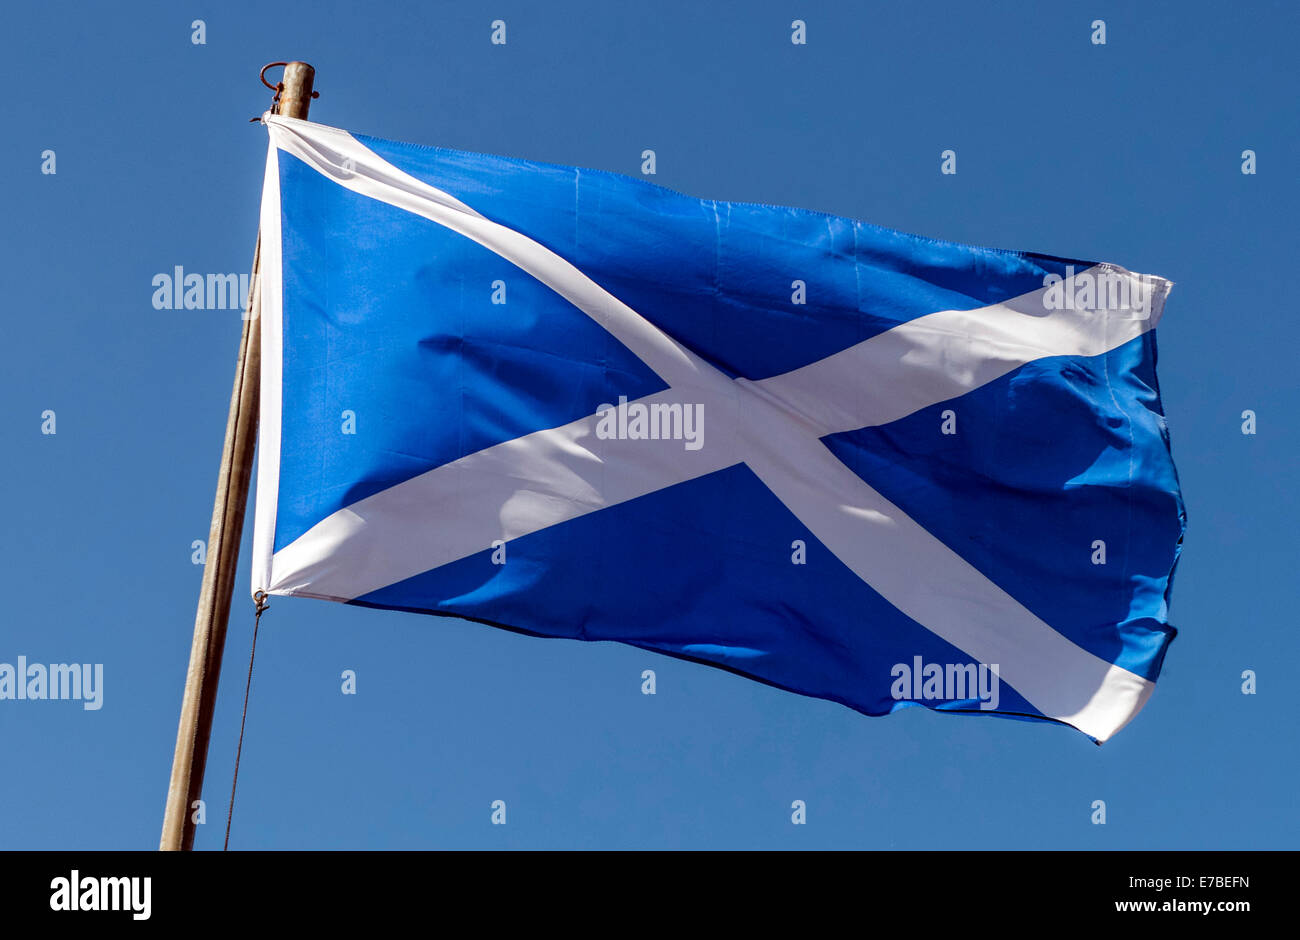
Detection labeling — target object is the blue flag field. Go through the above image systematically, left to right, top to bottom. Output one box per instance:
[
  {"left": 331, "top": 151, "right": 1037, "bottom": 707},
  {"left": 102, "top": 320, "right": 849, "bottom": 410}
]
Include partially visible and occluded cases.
[{"left": 250, "top": 113, "right": 1185, "bottom": 743}]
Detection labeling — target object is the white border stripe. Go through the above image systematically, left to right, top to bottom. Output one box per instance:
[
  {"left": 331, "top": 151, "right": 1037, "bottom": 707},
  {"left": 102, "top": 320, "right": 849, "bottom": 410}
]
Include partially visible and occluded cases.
[{"left": 250, "top": 127, "right": 284, "bottom": 594}]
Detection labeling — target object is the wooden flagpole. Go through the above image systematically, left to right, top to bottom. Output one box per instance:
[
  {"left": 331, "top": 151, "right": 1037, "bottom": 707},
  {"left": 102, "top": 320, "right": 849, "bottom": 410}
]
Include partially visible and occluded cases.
[{"left": 160, "top": 62, "right": 316, "bottom": 851}]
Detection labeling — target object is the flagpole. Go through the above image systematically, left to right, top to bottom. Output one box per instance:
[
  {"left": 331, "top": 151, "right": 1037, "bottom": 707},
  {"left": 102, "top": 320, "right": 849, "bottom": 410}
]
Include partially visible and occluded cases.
[{"left": 160, "top": 62, "right": 316, "bottom": 851}]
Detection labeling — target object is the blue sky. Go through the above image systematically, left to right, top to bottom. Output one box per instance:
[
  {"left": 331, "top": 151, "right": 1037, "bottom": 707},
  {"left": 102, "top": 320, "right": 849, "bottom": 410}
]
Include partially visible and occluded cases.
[{"left": 1, "top": 0, "right": 1296, "bottom": 849}]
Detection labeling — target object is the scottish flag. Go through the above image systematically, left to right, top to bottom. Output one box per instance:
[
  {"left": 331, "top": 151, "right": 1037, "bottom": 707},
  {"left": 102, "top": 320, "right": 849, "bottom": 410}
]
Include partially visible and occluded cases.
[{"left": 251, "top": 114, "right": 1185, "bottom": 743}]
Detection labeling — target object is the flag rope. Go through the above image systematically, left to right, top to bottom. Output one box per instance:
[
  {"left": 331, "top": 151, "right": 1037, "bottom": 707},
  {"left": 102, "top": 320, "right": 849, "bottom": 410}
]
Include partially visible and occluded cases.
[{"left": 224, "top": 591, "right": 269, "bottom": 850}]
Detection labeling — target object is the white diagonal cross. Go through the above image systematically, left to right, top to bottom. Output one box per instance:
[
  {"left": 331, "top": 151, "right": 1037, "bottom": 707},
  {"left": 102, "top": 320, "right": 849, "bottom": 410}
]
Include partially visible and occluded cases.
[{"left": 256, "top": 115, "right": 1172, "bottom": 741}]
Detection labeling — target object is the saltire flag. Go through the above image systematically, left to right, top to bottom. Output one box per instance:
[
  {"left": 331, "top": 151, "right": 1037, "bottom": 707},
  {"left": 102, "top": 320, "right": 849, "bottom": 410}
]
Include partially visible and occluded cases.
[{"left": 250, "top": 113, "right": 1185, "bottom": 743}]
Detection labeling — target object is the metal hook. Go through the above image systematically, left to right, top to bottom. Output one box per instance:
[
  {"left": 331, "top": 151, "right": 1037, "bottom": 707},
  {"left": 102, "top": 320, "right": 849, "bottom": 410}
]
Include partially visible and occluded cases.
[
  {"left": 260, "top": 61, "right": 288, "bottom": 115},
  {"left": 259, "top": 62, "right": 288, "bottom": 92}
]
